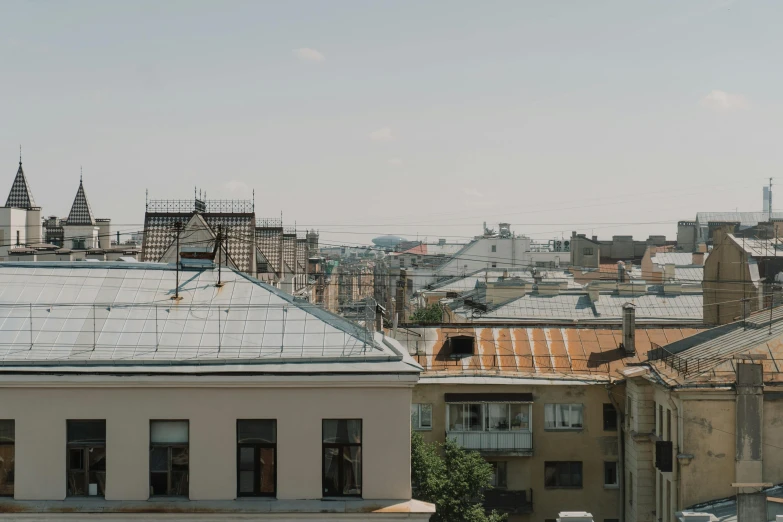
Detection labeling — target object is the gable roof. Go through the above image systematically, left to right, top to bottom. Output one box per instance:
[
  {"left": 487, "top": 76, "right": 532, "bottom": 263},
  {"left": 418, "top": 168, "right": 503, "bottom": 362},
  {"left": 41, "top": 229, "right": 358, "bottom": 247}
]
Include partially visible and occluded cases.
[
  {"left": 5, "top": 161, "right": 37, "bottom": 209},
  {"left": 66, "top": 178, "right": 96, "bottom": 225},
  {"left": 0, "top": 262, "right": 418, "bottom": 375}
]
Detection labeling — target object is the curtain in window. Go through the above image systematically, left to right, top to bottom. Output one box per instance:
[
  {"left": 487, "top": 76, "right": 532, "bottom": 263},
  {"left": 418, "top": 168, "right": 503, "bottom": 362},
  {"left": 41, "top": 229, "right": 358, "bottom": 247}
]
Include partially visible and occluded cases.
[
  {"left": 420, "top": 404, "right": 432, "bottom": 427},
  {"left": 487, "top": 404, "right": 508, "bottom": 431},
  {"left": 510, "top": 404, "right": 528, "bottom": 430},
  {"left": 411, "top": 405, "right": 420, "bottom": 429},
  {"left": 544, "top": 405, "right": 556, "bottom": 429},
  {"left": 570, "top": 406, "right": 583, "bottom": 428},
  {"left": 323, "top": 420, "right": 361, "bottom": 443},
  {"left": 343, "top": 446, "right": 362, "bottom": 495}
]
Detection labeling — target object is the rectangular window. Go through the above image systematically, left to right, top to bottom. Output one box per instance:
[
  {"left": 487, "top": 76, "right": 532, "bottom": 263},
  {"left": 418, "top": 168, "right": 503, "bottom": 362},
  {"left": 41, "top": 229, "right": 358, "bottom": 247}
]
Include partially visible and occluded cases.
[
  {"left": 15, "top": 231, "right": 19, "bottom": 246},
  {"left": 491, "top": 245, "right": 497, "bottom": 253},
  {"left": 583, "top": 247, "right": 594, "bottom": 256},
  {"left": 491, "top": 262, "right": 497, "bottom": 268},
  {"left": 603, "top": 403, "right": 617, "bottom": 431},
  {"left": 411, "top": 404, "right": 433, "bottom": 430},
  {"left": 448, "top": 404, "right": 530, "bottom": 432},
  {"left": 544, "top": 404, "right": 583, "bottom": 429},
  {"left": 658, "top": 404, "right": 663, "bottom": 437},
  {"left": 666, "top": 409, "right": 672, "bottom": 442},
  {"left": 0, "top": 420, "right": 13, "bottom": 497},
  {"left": 67, "top": 420, "right": 106, "bottom": 497},
  {"left": 237, "top": 420, "right": 276, "bottom": 497},
  {"left": 322, "top": 420, "right": 362, "bottom": 497},
  {"left": 150, "top": 421, "right": 189, "bottom": 497},
  {"left": 489, "top": 461, "right": 507, "bottom": 489},
  {"left": 544, "top": 461, "right": 582, "bottom": 488},
  {"left": 604, "top": 461, "right": 618, "bottom": 487},
  {"left": 629, "top": 471, "right": 634, "bottom": 505}
]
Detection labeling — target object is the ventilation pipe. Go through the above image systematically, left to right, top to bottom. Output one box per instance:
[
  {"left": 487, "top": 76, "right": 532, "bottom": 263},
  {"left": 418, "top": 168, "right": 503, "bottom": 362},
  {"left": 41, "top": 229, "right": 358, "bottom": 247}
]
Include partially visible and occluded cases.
[
  {"left": 617, "top": 261, "right": 626, "bottom": 283},
  {"left": 622, "top": 303, "right": 636, "bottom": 355}
]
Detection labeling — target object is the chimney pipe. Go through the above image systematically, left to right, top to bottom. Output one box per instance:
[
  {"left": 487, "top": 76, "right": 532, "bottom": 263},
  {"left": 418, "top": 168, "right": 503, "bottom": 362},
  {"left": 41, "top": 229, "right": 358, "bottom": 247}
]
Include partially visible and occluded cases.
[
  {"left": 617, "top": 261, "right": 626, "bottom": 283},
  {"left": 622, "top": 303, "right": 636, "bottom": 355}
]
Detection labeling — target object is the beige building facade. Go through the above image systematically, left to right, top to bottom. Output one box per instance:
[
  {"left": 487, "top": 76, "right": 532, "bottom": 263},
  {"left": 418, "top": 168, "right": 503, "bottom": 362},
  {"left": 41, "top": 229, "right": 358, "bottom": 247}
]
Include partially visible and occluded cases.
[{"left": 0, "top": 262, "right": 432, "bottom": 521}]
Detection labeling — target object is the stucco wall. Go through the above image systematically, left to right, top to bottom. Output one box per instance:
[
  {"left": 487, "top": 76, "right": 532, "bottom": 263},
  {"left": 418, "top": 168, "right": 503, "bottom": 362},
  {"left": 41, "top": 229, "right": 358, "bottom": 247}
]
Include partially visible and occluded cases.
[
  {"left": 413, "top": 381, "right": 622, "bottom": 522},
  {"left": 0, "top": 382, "right": 413, "bottom": 501}
]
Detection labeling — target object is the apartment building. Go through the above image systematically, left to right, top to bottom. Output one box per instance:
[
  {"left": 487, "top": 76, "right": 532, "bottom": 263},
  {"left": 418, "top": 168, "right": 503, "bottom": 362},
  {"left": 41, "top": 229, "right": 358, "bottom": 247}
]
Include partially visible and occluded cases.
[
  {"left": 0, "top": 262, "right": 432, "bottom": 521},
  {"left": 623, "top": 308, "right": 783, "bottom": 522},
  {"left": 394, "top": 319, "right": 705, "bottom": 522}
]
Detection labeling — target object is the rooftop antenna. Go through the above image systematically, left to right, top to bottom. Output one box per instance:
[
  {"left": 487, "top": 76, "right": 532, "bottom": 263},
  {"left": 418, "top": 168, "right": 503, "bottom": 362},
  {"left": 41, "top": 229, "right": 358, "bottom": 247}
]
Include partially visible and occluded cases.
[
  {"left": 19, "top": 145, "right": 22, "bottom": 165},
  {"left": 80, "top": 166, "right": 83, "bottom": 183},
  {"left": 145, "top": 188, "right": 148, "bottom": 211},
  {"left": 252, "top": 189, "right": 255, "bottom": 212}
]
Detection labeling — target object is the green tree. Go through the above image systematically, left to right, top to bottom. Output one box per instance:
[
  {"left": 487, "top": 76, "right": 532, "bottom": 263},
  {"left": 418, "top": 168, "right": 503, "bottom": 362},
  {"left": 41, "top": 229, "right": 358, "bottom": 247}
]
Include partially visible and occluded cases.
[
  {"left": 410, "top": 303, "right": 444, "bottom": 324},
  {"left": 411, "top": 431, "right": 507, "bottom": 522}
]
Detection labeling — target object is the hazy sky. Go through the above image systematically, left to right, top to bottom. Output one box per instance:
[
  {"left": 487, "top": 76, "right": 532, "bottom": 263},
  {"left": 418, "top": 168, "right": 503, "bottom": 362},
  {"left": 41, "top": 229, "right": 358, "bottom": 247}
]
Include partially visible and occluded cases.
[{"left": 2, "top": 0, "right": 782, "bottom": 248}]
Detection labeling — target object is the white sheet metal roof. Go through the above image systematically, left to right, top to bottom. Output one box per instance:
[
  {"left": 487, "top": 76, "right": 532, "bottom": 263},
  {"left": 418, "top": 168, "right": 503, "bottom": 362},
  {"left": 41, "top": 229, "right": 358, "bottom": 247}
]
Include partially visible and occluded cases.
[
  {"left": 696, "top": 212, "right": 783, "bottom": 226},
  {"left": 729, "top": 234, "right": 783, "bottom": 257},
  {"left": 651, "top": 252, "right": 707, "bottom": 266},
  {"left": 0, "top": 263, "right": 416, "bottom": 373},
  {"left": 429, "top": 269, "right": 581, "bottom": 294}
]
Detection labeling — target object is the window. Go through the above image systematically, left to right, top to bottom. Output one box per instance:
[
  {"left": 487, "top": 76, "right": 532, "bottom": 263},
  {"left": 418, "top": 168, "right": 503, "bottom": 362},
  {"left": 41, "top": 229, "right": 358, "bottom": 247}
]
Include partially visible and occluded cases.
[
  {"left": 15, "top": 231, "right": 19, "bottom": 246},
  {"left": 72, "top": 238, "right": 86, "bottom": 250},
  {"left": 491, "top": 245, "right": 497, "bottom": 253},
  {"left": 583, "top": 247, "right": 594, "bottom": 256},
  {"left": 491, "top": 262, "right": 497, "bottom": 268},
  {"left": 450, "top": 336, "right": 475, "bottom": 356},
  {"left": 448, "top": 403, "right": 530, "bottom": 432},
  {"left": 411, "top": 404, "right": 433, "bottom": 430},
  {"left": 544, "top": 404, "right": 583, "bottom": 429},
  {"left": 603, "top": 404, "right": 617, "bottom": 431},
  {"left": 658, "top": 404, "right": 663, "bottom": 437},
  {"left": 666, "top": 409, "right": 672, "bottom": 442},
  {"left": 0, "top": 420, "right": 13, "bottom": 496},
  {"left": 67, "top": 420, "right": 106, "bottom": 496},
  {"left": 237, "top": 420, "right": 276, "bottom": 497},
  {"left": 322, "top": 420, "right": 362, "bottom": 497},
  {"left": 150, "top": 421, "right": 189, "bottom": 497},
  {"left": 489, "top": 461, "right": 507, "bottom": 489},
  {"left": 544, "top": 461, "right": 582, "bottom": 488},
  {"left": 604, "top": 461, "right": 618, "bottom": 487},
  {"left": 628, "top": 471, "right": 634, "bottom": 505}
]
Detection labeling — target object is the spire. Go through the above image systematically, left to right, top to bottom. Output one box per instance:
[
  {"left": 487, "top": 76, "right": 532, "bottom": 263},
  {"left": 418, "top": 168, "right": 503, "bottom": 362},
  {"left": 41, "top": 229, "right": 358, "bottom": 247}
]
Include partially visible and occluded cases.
[
  {"left": 5, "top": 149, "right": 37, "bottom": 209},
  {"left": 66, "top": 172, "right": 95, "bottom": 225}
]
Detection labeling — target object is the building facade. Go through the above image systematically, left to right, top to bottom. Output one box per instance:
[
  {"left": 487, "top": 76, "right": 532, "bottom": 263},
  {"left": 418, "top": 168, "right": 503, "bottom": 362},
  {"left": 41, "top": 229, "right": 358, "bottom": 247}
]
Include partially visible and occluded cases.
[{"left": 0, "top": 262, "right": 432, "bottom": 521}]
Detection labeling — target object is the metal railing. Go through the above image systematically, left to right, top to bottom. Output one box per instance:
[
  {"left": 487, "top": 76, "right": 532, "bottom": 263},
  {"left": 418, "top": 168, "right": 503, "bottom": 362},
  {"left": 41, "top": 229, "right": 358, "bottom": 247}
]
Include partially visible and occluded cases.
[
  {"left": 147, "top": 199, "right": 254, "bottom": 214},
  {"left": 413, "top": 354, "right": 610, "bottom": 373},
  {"left": 447, "top": 431, "right": 533, "bottom": 452},
  {"left": 483, "top": 488, "right": 533, "bottom": 514}
]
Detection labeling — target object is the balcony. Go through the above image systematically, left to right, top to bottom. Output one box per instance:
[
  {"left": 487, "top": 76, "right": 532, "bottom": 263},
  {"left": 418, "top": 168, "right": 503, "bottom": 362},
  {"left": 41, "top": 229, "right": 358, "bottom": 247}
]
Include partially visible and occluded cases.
[
  {"left": 447, "top": 431, "right": 533, "bottom": 456},
  {"left": 484, "top": 488, "right": 534, "bottom": 515}
]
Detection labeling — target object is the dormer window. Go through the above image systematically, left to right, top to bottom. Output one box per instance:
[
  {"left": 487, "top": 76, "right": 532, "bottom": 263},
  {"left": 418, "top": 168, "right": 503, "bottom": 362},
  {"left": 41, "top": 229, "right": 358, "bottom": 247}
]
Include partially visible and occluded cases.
[{"left": 449, "top": 335, "right": 475, "bottom": 357}]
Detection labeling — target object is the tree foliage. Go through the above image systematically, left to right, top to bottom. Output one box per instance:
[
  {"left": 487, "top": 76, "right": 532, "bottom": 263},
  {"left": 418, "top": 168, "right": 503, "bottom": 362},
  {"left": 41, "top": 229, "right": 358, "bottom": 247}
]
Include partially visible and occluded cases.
[
  {"left": 410, "top": 303, "right": 444, "bottom": 324},
  {"left": 411, "top": 431, "right": 507, "bottom": 522}
]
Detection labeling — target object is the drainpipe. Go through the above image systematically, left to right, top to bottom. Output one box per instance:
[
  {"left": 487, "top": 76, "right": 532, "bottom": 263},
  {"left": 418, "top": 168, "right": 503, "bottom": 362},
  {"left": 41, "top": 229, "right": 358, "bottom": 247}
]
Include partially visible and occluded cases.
[
  {"left": 608, "top": 383, "right": 625, "bottom": 522},
  {"left": 667, "top": 393, "right": 682, "bottom": 515}
]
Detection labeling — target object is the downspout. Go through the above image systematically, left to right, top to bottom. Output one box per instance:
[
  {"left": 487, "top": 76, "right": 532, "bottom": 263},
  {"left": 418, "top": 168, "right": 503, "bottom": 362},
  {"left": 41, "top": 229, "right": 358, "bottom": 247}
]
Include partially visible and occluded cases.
[
  {"left": 608, "top": 383, "right": 625, "bottom": 522},
  {"left": 668, "top": 392, "right": 683, "bottom": 515}
]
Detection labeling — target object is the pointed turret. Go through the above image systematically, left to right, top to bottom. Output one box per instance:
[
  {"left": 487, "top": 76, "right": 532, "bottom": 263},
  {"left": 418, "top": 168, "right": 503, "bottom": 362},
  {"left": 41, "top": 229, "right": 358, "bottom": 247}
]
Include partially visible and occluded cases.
[
  {"left": 5, "top": 153, "right": 37, "bottom": 209},
  {"left": 66, "top": 174, "right": 96, "bottom": 225}
]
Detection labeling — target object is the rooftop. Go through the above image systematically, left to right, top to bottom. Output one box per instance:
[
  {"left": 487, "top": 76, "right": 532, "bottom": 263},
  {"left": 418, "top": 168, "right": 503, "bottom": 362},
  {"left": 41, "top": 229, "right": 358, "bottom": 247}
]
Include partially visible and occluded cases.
[
  {"left": 696, "top": 211, "right": 783, "bottom": 227},
  {"left": 728, "top": 234, "right": 783, "bottom": 258},
  {"left": 0, "top": 262, "right": 417, "bottom": 374},
  {"left": 396, "top": 325, "right": 705, "bottom": 382}
]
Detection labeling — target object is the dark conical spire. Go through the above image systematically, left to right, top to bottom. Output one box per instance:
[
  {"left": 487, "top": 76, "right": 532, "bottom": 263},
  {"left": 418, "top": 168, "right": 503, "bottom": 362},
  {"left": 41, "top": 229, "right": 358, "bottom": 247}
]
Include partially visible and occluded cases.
[
  {"left": 5, "top": 147, "right": 37, "bottom": 209},
  {"left": 66, "top": 172, "right": 95, "bottom": 225}
]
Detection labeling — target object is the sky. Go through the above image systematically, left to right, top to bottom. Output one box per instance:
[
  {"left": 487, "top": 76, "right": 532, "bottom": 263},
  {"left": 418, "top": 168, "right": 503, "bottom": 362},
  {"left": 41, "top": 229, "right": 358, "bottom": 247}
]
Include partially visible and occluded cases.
[{"left": 2, "top": 0, "right": 783, "bottom": 249}]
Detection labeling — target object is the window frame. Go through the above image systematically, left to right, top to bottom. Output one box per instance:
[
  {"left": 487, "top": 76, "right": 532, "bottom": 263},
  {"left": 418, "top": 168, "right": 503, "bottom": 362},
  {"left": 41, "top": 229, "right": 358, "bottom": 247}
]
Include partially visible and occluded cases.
[
  {"left": 583, "top": 247, "right": 594, "bottom": 256},
  {"left": 446, "top": 403, "right": 532, "bottom": 432},
  {"left": 544, "top": 403, "right": 584, "bottom": 430},
  {"left": 411, "top": 404, "right": 433, "bottom": 431},
  {"left": 322, "top": 419, "right": 362, "bottom": 498},
  {"left": 0, "top": 420, "right": 14, "bottom": 497},
  {"left": 66, "top": 420, "right": 107, "bottom": 497},
  {"left": 149, "top": 420, "right": 189, "bottom": 498},
  {"left": 236, "top": 420, "right": 277, "bottom": 498},
  {"left": 489, "top": 461, "right": 508, "bottom": 489},
  {"left": 544, "top": 461, "right": 583, "bottom": 489},
  {"left": 604, "top": 461, "right": 618, "bottom": 488}
]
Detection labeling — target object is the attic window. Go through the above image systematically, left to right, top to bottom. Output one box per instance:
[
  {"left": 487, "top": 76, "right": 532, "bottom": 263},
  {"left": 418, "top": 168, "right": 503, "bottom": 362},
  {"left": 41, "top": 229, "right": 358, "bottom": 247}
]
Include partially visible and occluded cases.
[{"left": 449, "top": 335, "right": 475, "bottom": 356}]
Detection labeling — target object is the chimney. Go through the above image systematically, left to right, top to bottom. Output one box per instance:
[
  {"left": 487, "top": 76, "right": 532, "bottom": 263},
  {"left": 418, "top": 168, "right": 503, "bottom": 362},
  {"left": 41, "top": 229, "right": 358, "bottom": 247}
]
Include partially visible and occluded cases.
[
  {"left": 692, "top": 252, "right": 705, "bottom": 266},
  {"left": 617, "top": 261, "right": 626, "bottom": 283},
  {"left": 663, "top": 263, "right": 676, "bottom": 282},
  {"left": 588, "top": 287, "right": 600, "bottom": 303},
  {"left": 622, "top": 303, "right": 636, "bottom": 355}
]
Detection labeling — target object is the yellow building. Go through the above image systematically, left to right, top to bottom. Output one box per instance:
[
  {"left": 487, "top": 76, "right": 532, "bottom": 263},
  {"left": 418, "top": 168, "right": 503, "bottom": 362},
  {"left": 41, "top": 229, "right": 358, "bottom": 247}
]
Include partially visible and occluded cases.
[{"left": 395, "top": 323, "right": 704, "bottom": 522}]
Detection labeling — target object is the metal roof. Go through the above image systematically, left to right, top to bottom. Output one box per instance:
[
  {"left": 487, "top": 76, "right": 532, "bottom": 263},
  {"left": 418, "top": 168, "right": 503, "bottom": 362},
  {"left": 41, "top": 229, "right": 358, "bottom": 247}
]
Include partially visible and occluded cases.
[
  {"left": 66, "top": 178, "right": 96, "bottom": 226},
  {"left": 696, "top": 212, "right": 783, "bottom": 227},
  {"left": 728, "top": 234, "right": 783, "bottom": 258},
  {"left": 651, "top": 252, "right": 706, "bottom": 266},
  {"left": 0, "top": 262, "right": 415, "bottom": 373},
  {"left": 429, "top": 269, "right": 581, "bottom": 294},
  {"left": 454, "top": 292, "right": 702, "bottom": 323},
  {"left": 398, "top": 325, "right": 704, "bottom": 380}
]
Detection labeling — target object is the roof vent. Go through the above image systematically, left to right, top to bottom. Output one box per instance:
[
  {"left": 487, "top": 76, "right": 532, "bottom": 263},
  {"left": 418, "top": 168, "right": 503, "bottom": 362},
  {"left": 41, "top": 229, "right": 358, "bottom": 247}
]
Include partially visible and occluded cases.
[
  {"left": 557, "top": 512, "right": 594, "bottom": 522},
  {"left": 675, "top": 512, "right": 718, "bottom": 522}
]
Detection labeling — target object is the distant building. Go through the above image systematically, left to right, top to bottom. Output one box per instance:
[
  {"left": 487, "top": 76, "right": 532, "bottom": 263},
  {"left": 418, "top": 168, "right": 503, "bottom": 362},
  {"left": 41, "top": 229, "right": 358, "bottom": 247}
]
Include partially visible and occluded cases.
[
  {"left": 0, "top": 156, "right": 42, "bottom": 259},
  {"left": 570, "top": 232, "right": 671, "bottom": 271},
  {"left": 371, "top": 235, "right": 408, "bottom": 249}
]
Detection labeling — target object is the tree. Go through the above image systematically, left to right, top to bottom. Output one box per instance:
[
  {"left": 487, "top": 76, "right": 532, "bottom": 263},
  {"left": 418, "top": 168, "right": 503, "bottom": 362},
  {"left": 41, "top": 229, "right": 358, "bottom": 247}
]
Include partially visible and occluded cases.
[
  {"left": 410, "top": 303, "right": 444, "bottom": 324},
  {"left": 411, "top": 431, "right": 507, "bottom": 522}
]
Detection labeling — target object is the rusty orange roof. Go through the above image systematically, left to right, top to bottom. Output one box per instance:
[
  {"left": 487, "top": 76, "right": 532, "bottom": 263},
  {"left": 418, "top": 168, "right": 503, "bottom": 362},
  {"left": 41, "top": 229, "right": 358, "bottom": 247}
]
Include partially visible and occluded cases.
[{"left": 397, "top": 326, "right": 706, "bottom": 381}]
